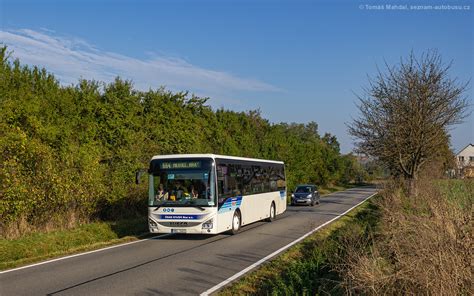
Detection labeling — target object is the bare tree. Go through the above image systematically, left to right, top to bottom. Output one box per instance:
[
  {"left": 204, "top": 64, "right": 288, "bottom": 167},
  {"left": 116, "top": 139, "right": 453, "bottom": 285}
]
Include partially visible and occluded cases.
[{"left": 348, "top": 51, "right": 469, "bottom": 191}]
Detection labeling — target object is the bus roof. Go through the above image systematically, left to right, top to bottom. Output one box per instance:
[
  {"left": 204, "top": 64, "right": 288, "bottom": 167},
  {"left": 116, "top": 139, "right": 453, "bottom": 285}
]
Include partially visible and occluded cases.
[{"left": 150, "top": 154, "right": 284, "bottom": 164}]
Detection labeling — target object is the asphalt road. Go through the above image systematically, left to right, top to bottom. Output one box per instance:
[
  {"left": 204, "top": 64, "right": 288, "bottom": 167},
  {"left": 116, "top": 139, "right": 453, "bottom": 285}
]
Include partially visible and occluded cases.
[{"left": 0, "top": 187, "right": 377, "bottom": 296}]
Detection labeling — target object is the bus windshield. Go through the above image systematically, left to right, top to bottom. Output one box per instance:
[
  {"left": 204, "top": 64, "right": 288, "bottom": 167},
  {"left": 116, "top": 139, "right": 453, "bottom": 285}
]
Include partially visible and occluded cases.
[{"left": 148, "top": 158, "right": 216, "bottom": 207}]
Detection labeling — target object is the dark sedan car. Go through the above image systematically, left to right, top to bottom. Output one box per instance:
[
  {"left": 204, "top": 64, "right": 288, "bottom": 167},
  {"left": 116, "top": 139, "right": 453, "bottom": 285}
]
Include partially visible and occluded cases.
[{"left": 291, "top": 184, "right": 320, "bottom": 206}]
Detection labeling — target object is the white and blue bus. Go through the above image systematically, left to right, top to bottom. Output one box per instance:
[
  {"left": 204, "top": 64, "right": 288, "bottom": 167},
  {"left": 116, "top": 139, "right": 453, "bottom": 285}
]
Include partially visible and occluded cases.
[{"left": 145, "top": 154, "right": 286, "bottom": 234}]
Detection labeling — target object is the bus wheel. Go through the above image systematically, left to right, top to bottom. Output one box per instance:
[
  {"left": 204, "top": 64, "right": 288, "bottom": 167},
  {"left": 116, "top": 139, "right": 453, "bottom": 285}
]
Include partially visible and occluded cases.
[
  {"left": 266, "top": 202, "right": 276, "bottom": 222},
  {"left": 230, "top": 210, "right": 241, "bottom": 234}
]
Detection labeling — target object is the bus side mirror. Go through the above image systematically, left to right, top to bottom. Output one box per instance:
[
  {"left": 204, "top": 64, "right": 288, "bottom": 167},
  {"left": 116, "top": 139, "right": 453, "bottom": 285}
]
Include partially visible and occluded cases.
[{"left": 135, "top": 169, "right": 146, "bottom": 185}]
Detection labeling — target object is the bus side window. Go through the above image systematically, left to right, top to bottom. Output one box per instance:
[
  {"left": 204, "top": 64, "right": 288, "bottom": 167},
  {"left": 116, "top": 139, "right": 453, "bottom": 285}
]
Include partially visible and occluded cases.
[
  {"left": 217, "top": 163, "right": 237, "bottom": 200},
  {"left": 217, "top": 164, "right": 228, "bottom": 200},
  {"left": 251, "top": 165, "right": 263, "bottom": 194},
  {"left": 276, "top": 165, "right": 286, "bottom": 190},
  {"left": 270, "top": 166, "right": 278, "bottom": 191}
]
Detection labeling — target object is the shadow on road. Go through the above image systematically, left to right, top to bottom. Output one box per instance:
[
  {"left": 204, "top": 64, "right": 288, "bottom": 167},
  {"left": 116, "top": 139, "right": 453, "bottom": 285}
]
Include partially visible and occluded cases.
[{"left": 156, "top": 234, "right": 216, "bottom": 241}]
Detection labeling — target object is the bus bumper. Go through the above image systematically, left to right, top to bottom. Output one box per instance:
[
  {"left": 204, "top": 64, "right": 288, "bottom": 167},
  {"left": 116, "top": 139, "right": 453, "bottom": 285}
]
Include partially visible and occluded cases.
[{"left": 149, "top": 219, "right": 218, "bottom": 234}]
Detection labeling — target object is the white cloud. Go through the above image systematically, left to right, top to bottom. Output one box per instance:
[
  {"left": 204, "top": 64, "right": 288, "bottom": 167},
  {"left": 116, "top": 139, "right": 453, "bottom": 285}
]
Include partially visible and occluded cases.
[{"left": 0, "top": 29, "right": 281, "bottom": 96}]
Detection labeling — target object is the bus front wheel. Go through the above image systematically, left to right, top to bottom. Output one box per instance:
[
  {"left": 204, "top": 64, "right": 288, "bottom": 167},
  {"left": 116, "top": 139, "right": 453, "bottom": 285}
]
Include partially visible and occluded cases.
[{"left": 230, "top": 210, "right": 241, "bottom": 235}]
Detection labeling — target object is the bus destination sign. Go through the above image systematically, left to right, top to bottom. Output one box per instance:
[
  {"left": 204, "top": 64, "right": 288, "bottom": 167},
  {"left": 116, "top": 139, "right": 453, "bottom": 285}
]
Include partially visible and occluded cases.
[{"left": 160, "top": 161, "right": 201, "bottom": 169}]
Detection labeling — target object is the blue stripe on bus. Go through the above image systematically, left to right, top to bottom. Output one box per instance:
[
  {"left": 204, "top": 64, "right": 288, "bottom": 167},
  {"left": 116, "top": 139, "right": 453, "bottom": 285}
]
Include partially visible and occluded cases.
[
  {"left": 218, "top": 196, "right": 242, "bottom": 213},
  {"left": 220, "top": 203, "right": 241, "bottom": 209},
  {"left": 220, "top": 203, "right": 242, "bottom": 209}
]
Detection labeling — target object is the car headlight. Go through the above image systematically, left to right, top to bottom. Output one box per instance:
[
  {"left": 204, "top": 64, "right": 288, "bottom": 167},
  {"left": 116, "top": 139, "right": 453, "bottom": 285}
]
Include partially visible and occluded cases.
[
  {"left": 291, "top": 194, "right": 295, "bottom": 198},
  {"left": 307, "top": 194, "right": 312, "bottom": 198}
]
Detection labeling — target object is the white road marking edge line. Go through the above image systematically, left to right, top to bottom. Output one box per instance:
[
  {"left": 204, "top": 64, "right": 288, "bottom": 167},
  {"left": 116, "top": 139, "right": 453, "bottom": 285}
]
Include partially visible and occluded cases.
[
  {"left": 200, "top": 191, "right": 378, "bottom": 296},
  {"left": 0, "top": 234, "right": 171, "bottom": 274}
]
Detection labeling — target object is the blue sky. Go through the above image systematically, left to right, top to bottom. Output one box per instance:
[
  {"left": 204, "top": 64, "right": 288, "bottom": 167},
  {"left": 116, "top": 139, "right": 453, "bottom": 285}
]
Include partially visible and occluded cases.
[{"left": 1, "top": 0, "right": 472, "bottom": 153}]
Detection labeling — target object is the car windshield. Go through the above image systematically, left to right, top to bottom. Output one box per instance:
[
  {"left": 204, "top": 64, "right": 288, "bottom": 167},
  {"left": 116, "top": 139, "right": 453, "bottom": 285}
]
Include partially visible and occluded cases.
[
  {"left": 148, "top": 158, "right": 216, "bottom": 207},
  {"left": 295, "top": 186, "right": 313, "bottom": 193}
]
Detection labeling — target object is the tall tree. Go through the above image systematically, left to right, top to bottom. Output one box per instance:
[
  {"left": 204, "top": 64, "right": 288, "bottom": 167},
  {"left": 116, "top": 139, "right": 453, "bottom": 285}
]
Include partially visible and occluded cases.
[{"left": 348, "top": 51, "right": 469, "bottom": 190}]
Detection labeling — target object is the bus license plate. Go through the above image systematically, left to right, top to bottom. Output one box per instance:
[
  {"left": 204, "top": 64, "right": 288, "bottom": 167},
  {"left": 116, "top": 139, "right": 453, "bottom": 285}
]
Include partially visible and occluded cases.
[{"left": 171, "top": 229, "right": 186, "bottom": 234}]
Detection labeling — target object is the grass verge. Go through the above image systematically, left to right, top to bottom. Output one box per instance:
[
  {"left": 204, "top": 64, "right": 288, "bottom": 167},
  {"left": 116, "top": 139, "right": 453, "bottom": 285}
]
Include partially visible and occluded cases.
[
  {"left": 219, "top": 196, "right": 380, "bottom": 295},
  {"left": 0, "top": 217, "right": 150, "bottom": 271}
]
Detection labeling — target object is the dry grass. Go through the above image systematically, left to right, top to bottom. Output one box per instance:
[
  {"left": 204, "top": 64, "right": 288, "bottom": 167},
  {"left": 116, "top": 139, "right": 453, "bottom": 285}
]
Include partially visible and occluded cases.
[
  {"left": 339, "top": 179, "right": 473, "bottom": 295},
  {"left": 1, "top": 209, "right": 91, "bottom": 239}
]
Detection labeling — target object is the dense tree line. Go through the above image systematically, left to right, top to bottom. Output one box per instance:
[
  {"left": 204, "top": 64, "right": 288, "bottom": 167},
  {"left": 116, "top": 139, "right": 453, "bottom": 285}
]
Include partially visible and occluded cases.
[{"left": 0, "top": 47, "right": 360, "bottom": 235}]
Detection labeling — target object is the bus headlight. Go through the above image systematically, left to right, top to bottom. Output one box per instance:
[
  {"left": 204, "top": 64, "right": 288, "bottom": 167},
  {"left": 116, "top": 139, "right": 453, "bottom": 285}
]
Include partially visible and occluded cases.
[
  {"left": 149, "top": 218, "right": 157, "bottom": 227},
  {"left": 202, "top": 218, "right": 214, "bottom": 229}
]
